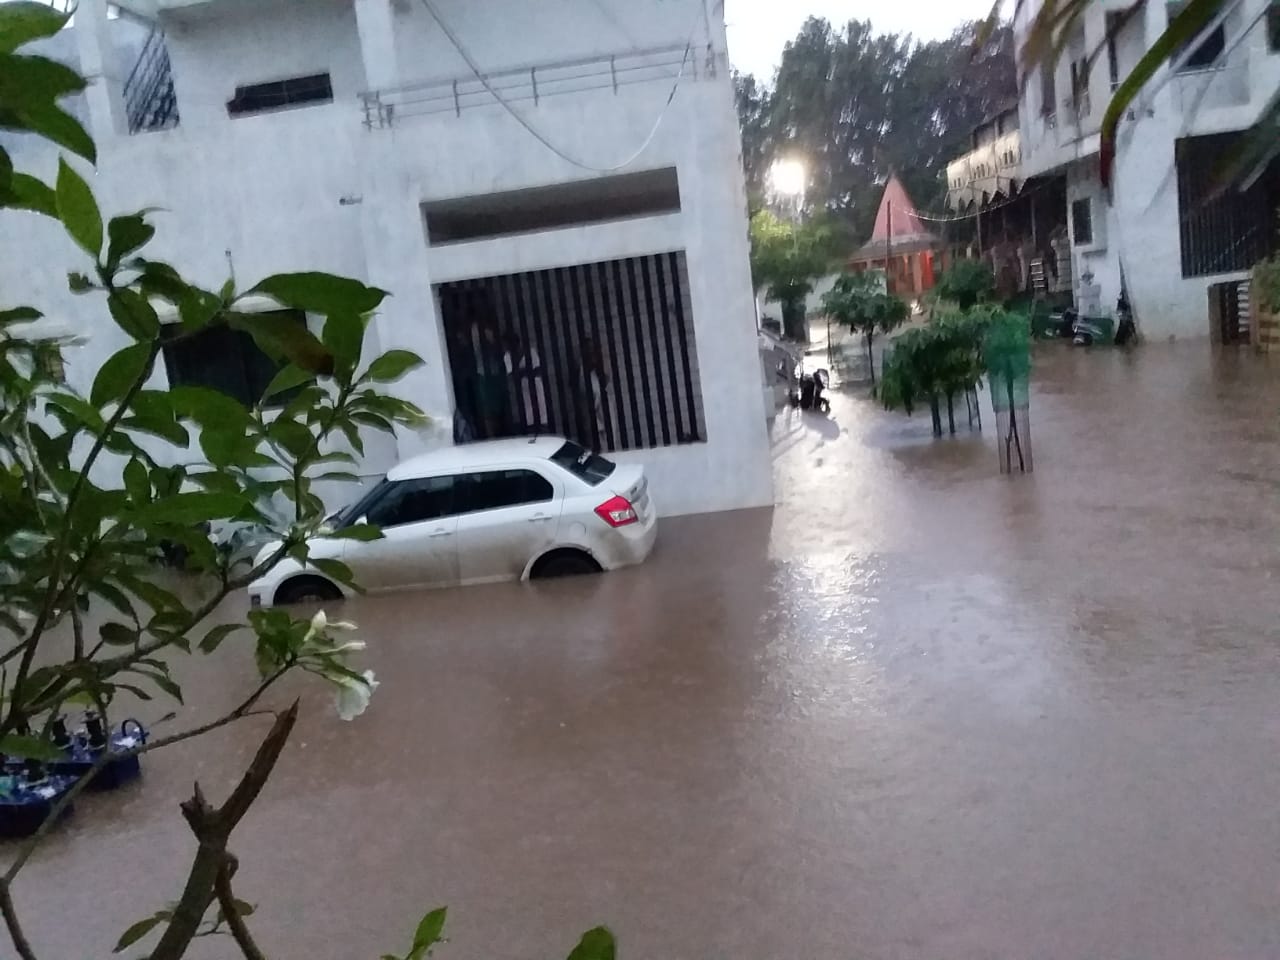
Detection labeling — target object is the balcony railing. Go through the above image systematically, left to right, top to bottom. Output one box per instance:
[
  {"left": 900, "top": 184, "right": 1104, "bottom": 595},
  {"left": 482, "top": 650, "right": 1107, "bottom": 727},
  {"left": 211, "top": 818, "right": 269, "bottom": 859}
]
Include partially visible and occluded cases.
[
  {"left": 358, "top": 44, "right": 697, "bottom": 128},
  {"left": 1172, "top": 61, "right": 1250, "bottom": 114}
]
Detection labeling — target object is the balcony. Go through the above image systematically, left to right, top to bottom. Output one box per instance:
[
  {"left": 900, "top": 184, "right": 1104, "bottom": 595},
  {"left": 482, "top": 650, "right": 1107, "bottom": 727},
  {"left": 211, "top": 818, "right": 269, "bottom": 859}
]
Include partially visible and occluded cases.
[
  {"left": 358, "top": 44, "right": 695, "bottom": 128},
  {"left": 1172, "top": 61, "right": 1251, "bottom": 114}
]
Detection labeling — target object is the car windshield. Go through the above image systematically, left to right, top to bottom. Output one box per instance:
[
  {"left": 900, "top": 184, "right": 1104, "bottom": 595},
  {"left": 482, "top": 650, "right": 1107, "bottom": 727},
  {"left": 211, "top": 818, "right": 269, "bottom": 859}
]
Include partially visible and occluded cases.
[
  {"left": 550, "top": 440, "right": 616, "bottom": 485},
  {"left": 329, "top": 479, "right": 389, "bottom": 528}
]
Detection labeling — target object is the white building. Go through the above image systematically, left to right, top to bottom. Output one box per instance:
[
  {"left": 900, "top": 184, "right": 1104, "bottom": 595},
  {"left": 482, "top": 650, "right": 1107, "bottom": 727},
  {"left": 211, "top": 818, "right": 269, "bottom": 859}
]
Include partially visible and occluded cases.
[
  {"left": 1, "top": 0, "right": 773, "bottom": 517},
  {"left": 1015, "top": 0, "right": 1280, "bottom": 339}
]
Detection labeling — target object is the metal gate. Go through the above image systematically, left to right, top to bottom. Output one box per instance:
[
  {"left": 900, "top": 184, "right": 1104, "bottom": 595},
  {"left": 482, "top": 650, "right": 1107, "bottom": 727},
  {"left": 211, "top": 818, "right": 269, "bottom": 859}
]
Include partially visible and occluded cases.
[{"left": 438, "top": 251, "right": 705, "bottom": 454}]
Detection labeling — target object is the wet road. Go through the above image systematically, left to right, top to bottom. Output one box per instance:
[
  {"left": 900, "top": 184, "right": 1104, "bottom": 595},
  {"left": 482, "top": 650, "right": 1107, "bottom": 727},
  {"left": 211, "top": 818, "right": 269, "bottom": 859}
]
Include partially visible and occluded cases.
[{"left": 12, "top": 342, "right": 1280, "bottom": 959}]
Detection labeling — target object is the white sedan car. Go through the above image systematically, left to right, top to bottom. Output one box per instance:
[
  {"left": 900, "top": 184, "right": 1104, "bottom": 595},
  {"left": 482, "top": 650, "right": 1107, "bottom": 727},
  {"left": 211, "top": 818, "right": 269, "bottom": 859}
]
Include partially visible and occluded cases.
[{"left": 247, "top": 437, "right": 657, "bottom": 607}]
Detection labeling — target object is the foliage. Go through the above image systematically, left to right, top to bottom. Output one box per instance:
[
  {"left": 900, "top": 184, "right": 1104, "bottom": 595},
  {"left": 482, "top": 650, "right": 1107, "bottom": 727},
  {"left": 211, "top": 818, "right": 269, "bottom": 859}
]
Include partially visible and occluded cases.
[
  {"left": 0, "top": 7, "right": 613, "bottom": 960},
  {"left": 735, "top": 18, "right": 1017, "bottom": 239},
  {"left": 748, "top": 209, "right": 836, "bottom": 340},
  {"left": 1255, "top": 255, "right": 1280, "bottom": 315},
  {"left": 934, "top": 258, "right": 996, "bottom": 311},
  {"left": 821, "top": 271, "right": 909, "bottom": 385},
  {"left": 880, "top": 308, "right": 995, "bottom": 436}
]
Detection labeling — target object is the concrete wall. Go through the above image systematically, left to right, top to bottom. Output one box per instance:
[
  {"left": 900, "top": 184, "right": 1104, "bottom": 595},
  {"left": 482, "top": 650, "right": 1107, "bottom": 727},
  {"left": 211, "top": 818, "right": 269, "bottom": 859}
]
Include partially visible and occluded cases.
[
  {"left": 2, "top": 0, "right": 771, "bottom": 517},
  {"left": 163, "top": 0, "right": 367, "bottom": 130},
  {"left": 1015, "top": 0, "right": 1280, "bottom": 338}
]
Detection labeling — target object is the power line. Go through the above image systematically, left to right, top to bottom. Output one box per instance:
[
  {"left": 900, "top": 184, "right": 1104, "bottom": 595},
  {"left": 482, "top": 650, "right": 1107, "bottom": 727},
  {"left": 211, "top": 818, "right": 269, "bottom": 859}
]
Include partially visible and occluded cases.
[{"left": 415, "top": 0, "right": 702, "bottom": 173}]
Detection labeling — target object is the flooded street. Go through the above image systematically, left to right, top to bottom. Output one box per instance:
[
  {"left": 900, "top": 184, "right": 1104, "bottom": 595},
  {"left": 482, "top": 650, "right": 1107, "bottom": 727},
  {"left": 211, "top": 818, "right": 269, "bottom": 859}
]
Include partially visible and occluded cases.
[{"left": 12, "top": 342, "right": 1280, "bottom": 959}]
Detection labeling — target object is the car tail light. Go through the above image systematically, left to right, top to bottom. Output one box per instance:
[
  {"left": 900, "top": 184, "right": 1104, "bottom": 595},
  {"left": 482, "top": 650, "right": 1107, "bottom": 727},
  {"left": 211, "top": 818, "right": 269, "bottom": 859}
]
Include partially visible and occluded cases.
[{"left": 595, "top": 494, "right": 638, "bottom": 528}]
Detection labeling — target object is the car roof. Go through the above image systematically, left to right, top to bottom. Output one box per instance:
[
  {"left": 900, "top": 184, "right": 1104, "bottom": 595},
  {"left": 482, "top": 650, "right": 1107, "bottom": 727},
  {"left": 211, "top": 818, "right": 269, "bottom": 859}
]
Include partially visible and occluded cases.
[{"left": 387, "top": 436, "right": 568, "bottom": 480}]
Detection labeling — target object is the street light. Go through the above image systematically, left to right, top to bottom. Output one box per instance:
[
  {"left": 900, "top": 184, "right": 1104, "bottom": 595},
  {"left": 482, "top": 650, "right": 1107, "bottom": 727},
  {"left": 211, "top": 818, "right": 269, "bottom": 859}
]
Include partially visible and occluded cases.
[{"left": 767, "top": 159, "right": 806, "bottom": 208}]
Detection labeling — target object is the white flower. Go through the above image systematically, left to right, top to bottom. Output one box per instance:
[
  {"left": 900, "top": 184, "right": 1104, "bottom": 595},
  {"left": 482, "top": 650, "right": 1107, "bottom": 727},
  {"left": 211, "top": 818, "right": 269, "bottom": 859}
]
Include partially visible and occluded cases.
[
  {"left": 309, "top": 610, "right": 329, "bottom": 633},
  {"left": 334, "top": 670, "right": 379, "bottom": 721}
]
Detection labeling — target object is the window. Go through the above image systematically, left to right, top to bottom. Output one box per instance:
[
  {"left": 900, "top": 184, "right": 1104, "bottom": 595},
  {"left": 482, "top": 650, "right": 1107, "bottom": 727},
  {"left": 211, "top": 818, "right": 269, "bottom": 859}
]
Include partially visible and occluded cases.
[
  {"left": 1268, "top": 1, "right": 1280, "bottom": 52},
  {"left": 1169, "top": 3, "right": 1225, "bottom": 71},
  {"left": 1106, "top": 12, "right": 1124, "bottom": 90},
  {"left": 1039, "top": 60, "right": 1057, "bottom": 116},
  {"left": 227, "top": 73, "right": 332, "bottom": 117},
  {"left": 1071, "top": 198, "right": 1094, "bottom": 246},
  {"left": 161, "top": 311, "right": 305, "bottom": 406},
  {"left": 550, "top": 441, "right": 616, "bottom": 485},
  {"left": 456, "top": 470, "right": 553, "bottom": 514},
  {"left": 364, "top": 476, "right": 455, "bottom": 528}
]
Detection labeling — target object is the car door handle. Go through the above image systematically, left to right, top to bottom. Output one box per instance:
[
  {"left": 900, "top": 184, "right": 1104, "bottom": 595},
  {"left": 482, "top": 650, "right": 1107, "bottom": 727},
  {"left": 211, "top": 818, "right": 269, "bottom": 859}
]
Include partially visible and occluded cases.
[
  {"left": 527, "top": 513, "right": 551, "bottom": 523},
  {"left": 428, "top": 529, "right": 453, "bottom": 538}
]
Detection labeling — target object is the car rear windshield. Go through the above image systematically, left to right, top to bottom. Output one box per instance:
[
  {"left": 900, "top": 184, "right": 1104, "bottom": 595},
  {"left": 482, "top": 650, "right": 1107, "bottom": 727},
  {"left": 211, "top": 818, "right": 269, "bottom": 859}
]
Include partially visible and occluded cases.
[{"left": 550, "top": 441, "right": 616, "bottom": 486}]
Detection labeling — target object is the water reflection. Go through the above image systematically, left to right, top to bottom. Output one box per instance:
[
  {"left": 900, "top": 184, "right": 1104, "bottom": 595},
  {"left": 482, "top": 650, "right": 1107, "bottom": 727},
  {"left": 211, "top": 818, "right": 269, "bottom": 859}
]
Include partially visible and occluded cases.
[{"left": 11, "top": 342, "right": 1280, "bottom": 960}]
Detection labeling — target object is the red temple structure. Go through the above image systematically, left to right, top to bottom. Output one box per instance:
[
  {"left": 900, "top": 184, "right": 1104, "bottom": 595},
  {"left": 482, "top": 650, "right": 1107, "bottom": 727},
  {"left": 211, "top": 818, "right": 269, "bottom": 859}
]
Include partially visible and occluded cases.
[{"left": 848, "top": 175, "right": 944, "bottom": 299}]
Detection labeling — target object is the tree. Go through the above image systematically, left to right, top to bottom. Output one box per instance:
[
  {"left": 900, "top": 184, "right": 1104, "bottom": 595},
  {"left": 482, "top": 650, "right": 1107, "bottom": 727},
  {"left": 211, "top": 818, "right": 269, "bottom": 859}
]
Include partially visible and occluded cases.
[
  {"left": 0, "top": 6, "right": 613, "bottom": 959},
  {"left": 735, "top": 18, "right": 1017, "bottom": 240},
  {"left": 748, "top": 210, "right": 833, "bottom": 341},
  {"left": 934, "top": 259, "right": 996, "bottom": 311},
  {"left": 821, "top": 271, "right": 910, "bottom": 386},
  {"left": 879, "top": 309, "right": 990, "bottom": 436}
]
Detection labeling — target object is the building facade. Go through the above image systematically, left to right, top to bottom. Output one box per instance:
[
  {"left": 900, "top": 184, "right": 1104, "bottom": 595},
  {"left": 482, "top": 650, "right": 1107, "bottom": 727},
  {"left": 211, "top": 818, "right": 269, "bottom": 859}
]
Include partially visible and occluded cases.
[
  {"left": 2, "top": 0, "right": 773, "bottom": 517},
  {"left": 1014, "top": 0, "right": 1280, "bottom": 338}
]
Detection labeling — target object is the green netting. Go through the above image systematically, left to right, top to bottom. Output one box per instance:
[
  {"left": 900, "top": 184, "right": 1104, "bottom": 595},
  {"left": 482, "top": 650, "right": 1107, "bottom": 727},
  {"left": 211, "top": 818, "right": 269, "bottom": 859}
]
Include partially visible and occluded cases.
[
  {"left": 984, "top": 314, "right": 1031, "bottom": 412},
  {"left": 988, "top": 366, "right": 1029, "bottom": 412}
]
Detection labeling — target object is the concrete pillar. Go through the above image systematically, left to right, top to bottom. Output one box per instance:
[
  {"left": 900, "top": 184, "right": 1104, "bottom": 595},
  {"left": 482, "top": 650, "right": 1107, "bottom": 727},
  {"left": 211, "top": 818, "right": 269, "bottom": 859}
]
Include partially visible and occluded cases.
[
  {"left": 74, "top": 0, "right": 127, "bottom": 140},
  {"left": 353, "top": 0, "right": 400, "bottom": 93}
]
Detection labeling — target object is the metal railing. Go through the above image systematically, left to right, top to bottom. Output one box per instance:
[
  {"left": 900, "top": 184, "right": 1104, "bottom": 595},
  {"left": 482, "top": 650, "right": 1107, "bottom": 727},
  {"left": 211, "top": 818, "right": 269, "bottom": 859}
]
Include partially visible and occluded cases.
[
  {"left": 124, "top": 25, "right": 179, "bottom": 134},
  {"left": 359, "top": 44, "right": 697, "bottom": 129}
]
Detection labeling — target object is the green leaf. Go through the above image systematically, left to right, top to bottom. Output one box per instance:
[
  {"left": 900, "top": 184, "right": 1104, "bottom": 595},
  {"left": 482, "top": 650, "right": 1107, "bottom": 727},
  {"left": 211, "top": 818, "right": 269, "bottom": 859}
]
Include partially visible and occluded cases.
[
  {"left": 0, "top": 2, "right": 71, "bottom": 52},
  {"left": 12, "top": 99, "right": 95, "bottom": 162},
  {"left": 0, "top": 144, "right": 10, "bottom": 196},
  {"left": 55, "top": 157, "right": 102, "bottom": 258},
  {"left": 0, "top": 171, "right": 56, "bottom": 216},
  {"left": 106, "top": 214, "right": 155, "bottom": 270},
  {"left": 67, "top": 271, "right": 94, "bottom": 293},
  {"left": 249, "top": 272, "right": 388, "bottom": 315},
  {"left": 107, "top": 287, "right": 160, "bottom": 339},
  {"left": 0, "top": 305, "right": 40, "bottom": 325},
  {"left": 229, "top": 311, "right": 333, "bottom": 375},
  {"left": 322, "top": 312, "right": 365, "bottom": 380},
  {"left": 91, "top": 342, "right": 153, "bottom": 407},
  {"left": 364, "top": 349, "right": 424, "bottom": 384},
  {"left": 261, "top": 363, "right": 314, "bottom": 401},
  {"left": 169, "top": 385, "right": 251, "bottom": 429},
  {"left": 45, "top": 390, "right": 106, "bottom": 432},
  {"left": 120, "top": 414, "right": 189, "bottom": 446},
  {"left": 268, "top": 417, "right": 314, "bottom": 458},
  {"left": 122, "top": 457, "right": 149, "bottom": 503},
  {"left": 129, "top": 491, "right": 248, "bottom": 526},
  {"left": 327, "top": 523, "right": 384, "bottom": 542},
  {"left": 118, "top": 572, "right": 182, "bottom": 612},
  {"left": 90, "top": 580, "right": 138, "bottom": 620},
  {"left": 99, "top": 621, "right": 139, "bottom": 646},
  {"left": 199, "top": 623, "right": 241, "bottom": 654},
  {"left": 0, "top": 734, "right": 63, "bottom": 761},
  {"left": 410, "top": 907, "right": 447, "bottom": 957},
  {"left": 113, "top": 914, "right": 164, "bottom": 953},
  {"left": 566, "top": 927, "right": 616, "bottom": 960}
]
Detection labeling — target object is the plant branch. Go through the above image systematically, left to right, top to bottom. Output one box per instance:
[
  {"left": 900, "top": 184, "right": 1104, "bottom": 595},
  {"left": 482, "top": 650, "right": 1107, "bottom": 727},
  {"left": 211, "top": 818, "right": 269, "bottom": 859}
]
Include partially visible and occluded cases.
[
  {"left": 4, "top": 342, "right": 160, "bottom": 734},
  {"left": 1, "top": 665, "right": 290, "bottom": 886},
  {"left": 148, "top": 701, "right": 298, "bottom": 960},
  {"left": 214, "top": 856, "right": 267, "bottom": 960},
  {"left": 0, "top": 882, "right": 38, "bottom": 960}
]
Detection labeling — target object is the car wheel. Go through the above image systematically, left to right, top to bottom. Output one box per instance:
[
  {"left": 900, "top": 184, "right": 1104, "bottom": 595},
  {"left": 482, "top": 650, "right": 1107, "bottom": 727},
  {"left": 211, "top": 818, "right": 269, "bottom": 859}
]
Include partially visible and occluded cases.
[
  {"left": 534, "top": 551, "right": 602, "bottom": 579},
  {"left": 274, "top": 576, "right": 343, "bottom": 606}
]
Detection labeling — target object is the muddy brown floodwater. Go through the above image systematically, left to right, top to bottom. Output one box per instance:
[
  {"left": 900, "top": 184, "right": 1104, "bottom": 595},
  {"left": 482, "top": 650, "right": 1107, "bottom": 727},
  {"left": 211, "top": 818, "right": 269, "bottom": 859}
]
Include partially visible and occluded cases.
[{"left": 10, "top": 342, "right": 1280, "bottom": 959}]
